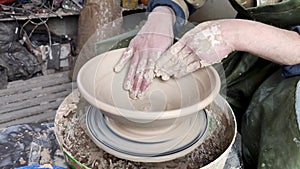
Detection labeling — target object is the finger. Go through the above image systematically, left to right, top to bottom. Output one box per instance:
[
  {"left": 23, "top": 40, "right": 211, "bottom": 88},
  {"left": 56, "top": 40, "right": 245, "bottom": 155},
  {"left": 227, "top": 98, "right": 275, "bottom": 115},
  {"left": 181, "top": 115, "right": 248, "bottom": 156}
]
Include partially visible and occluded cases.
[
  {"left": 154, "top": 41, "right": 185, "bottom": 71},
  {"left": 170, "top": 41, "right": 186, "bottom": 55},
  {"left": 155, "top": 42, "right": 193, "bottom": 75},
  {"left": 155, "top": 45, "right": 193, "bottom": 79},
  {"left": 161, "top": 45, "right": 193, "bottom": 71},
  {"left": 114, "top": 47, "right": 134, "bottom": 72},
  {"left": 181, "top": 48, "right": 198, "bottom": 64},
  {"left": 123, "top": 50, "right": 139, "bottom": 91},
  {"left": 129, "top": 51, "right": 148, "bottom": 99},
  {"left": 154, "top": 51, "right": 179, "bottom": 80},
  {"left": 154, "top": 51, "right": 175, "bottom": 72},
  {"left": 163, "top": 51, "right": 196, "bottom": 78},
  {"left": 137, "top": 52, "right": 158, "bottom": 98},
  {"left": 174, "top": 56, "right": 203, "bottom": 78},
  {"left": 161, "top": 61, "right": 184, "bottom": 79},
  {"left": 154, "top": 62, "right": 172, "bottom": 81},
  {"left": 155, "top": 63, "right": 175, "bottom": 81},
  {"left": 138, "top": 69, "right": 154, "bottom": 98},
  {"left": 155, "top": 69, "right": 172, "bottom": 81}
]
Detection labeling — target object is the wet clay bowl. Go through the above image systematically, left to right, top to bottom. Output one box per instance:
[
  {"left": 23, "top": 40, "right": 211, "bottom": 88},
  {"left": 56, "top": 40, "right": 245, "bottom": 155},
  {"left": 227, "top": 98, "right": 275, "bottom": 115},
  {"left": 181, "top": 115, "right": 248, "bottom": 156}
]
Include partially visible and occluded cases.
[{"left": 77, "top": 48, "right": 221, "bottom": 141}]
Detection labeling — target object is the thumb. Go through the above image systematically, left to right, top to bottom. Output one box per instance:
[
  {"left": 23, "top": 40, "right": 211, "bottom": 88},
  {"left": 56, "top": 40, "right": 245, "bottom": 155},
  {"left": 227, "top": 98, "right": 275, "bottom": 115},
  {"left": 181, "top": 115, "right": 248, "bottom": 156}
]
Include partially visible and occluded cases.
[{"left": 114, "top": 47, "right": 134, "bottom": 72}]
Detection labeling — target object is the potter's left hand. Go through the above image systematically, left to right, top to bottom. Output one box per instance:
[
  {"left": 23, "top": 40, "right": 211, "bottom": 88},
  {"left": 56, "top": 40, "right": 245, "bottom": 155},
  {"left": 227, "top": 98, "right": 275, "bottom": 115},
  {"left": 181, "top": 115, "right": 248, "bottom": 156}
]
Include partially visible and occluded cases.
[
  {"left": 114, "top": 6, "right": 175, "bottom": 99},
  {"left": 155, "top": 21, "right": 235, "bottom": 80}
]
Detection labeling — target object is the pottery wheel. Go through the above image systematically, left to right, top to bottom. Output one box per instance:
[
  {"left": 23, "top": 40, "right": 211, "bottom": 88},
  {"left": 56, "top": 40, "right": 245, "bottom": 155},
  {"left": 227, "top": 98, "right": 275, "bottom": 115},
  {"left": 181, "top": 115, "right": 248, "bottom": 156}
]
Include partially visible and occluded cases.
[
  {"left": 54, "top": 90, "right": 238, "bottom": 168},
  {"left": 85, "top": 105, "right": 209, "bottom": 162}
]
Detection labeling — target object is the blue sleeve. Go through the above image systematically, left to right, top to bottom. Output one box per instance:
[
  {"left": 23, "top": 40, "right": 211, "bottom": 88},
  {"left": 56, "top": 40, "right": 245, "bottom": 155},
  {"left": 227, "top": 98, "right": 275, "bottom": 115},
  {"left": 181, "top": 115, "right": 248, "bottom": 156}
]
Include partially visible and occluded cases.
[
  {"left": 146, "top": 0, "right": 189, "bottom": 33},
  {"left": 185, "top": 2, "right": 197, "bottom": 14},
  {"left": 281, "top": 26, "right": 300, "bottom": 78}
]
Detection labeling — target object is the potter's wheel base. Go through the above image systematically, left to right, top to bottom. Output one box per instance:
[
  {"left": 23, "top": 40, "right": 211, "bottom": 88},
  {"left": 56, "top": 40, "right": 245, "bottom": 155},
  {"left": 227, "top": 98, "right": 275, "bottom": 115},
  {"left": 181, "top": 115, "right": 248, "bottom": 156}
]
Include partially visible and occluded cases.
[
  {"left": 54, "top": 90, "right": 237, "bottom": 168},
  {"left": 85, "top": 105, "right": 208, "bottom": 162}
]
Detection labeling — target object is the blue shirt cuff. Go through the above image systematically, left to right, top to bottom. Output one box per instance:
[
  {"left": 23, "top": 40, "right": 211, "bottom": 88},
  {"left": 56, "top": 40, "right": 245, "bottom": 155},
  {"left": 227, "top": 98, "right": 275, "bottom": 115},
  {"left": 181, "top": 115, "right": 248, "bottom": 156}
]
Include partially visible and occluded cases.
[
  {"left": 281, "top": 25, "right": 300, "bottom": 77},
  {"left": 292, "top": 25, "right": 300, "bottom": 33}
]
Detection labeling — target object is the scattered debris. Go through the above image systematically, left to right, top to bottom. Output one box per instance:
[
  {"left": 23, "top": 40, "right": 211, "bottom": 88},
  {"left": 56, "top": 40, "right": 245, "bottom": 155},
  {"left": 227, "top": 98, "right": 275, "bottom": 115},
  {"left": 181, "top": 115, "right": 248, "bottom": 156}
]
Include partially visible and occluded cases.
[
  {"left": 40, "top": 148, "right": 53, "bottom": 165},
  {"left": 19, "top": 157, "right": 26, "bottom": 165}
]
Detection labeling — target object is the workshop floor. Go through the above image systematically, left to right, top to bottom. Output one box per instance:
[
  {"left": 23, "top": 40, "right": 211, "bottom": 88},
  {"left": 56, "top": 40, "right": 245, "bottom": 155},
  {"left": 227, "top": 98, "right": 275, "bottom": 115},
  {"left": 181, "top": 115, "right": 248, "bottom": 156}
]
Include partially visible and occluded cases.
[{"left": 0, "top": 71, "right": 76, "bottom": 128}]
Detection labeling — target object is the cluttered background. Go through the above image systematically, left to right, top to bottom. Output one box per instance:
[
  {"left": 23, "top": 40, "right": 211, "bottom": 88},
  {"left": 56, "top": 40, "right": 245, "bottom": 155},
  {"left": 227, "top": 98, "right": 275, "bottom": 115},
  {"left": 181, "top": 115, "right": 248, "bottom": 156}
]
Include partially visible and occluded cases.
[{"left": 0, "top": 0, "right": 84, "bottom": 90}]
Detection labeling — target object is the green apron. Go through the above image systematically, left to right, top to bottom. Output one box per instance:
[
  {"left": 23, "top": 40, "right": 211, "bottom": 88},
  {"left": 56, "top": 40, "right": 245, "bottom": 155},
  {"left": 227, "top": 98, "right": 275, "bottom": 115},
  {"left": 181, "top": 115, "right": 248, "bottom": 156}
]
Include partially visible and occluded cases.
[
  {"left": 225, "top": 0, "right": 300, "bottom": 168},
  {"left": 229, "top": 0, "right": 300, "bottom": 28}
]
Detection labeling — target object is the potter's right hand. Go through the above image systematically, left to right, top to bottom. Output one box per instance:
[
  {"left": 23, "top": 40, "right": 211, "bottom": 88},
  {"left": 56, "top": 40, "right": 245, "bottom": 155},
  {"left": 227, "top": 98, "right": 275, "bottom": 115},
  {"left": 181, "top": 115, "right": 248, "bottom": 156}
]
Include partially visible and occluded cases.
[
  {"left": 114, "top": 6, "right": 175, "bottom": 99},
  {"left": 155, "top": 20, "right": 235, "bottom": 80}
]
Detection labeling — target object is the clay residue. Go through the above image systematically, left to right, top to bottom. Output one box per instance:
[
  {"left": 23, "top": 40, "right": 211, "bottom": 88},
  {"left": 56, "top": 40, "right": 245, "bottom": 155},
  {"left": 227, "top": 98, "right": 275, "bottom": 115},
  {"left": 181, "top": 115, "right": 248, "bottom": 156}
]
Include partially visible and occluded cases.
[
  {"left": 54, "top": 90, "right": 235, "bottom": 169},
  {"left": 40, "top": 148, "right": 53, "bottom": 165},
  {"left": 19, "top": 157, "right": 26, "bottom": 165}
]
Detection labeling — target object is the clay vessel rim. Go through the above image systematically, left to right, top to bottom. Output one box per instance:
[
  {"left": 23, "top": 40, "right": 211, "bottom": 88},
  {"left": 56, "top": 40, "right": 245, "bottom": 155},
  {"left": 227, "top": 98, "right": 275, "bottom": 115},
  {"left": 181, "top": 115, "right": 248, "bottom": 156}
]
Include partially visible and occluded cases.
[{"left": 77, "top": 48, "right": 221, "bottom": 120}]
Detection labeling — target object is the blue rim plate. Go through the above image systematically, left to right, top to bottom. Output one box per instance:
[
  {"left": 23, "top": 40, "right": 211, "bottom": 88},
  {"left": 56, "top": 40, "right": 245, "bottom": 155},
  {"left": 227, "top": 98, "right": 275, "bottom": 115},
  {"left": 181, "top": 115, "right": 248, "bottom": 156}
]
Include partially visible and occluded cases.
[{"left": 86, "top": 106, "right": 209, "bottom": 162}]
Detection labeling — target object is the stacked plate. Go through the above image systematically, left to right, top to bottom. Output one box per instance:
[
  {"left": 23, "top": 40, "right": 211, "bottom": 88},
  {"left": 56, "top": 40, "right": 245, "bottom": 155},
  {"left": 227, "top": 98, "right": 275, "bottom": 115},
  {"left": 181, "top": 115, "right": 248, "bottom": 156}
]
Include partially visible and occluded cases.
[{"left": 86, "top": 106, "right": 209, "bottom": 162}]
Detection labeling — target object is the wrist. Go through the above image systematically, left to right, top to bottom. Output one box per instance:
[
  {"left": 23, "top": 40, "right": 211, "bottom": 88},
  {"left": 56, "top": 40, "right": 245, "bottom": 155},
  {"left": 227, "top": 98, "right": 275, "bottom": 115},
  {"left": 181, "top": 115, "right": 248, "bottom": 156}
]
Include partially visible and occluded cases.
[
  {"left": 148, "top": 6, "right": 176, "bottom": 25},
  {"left": 216, "top": 19, "right": 239, "bottom": 52}
]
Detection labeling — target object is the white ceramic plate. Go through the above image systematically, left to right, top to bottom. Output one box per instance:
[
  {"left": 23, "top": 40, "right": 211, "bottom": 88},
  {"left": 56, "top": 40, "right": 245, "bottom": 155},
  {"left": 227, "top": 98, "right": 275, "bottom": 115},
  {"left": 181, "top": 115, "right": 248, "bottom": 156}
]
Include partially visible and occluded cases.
[{"left": 86, "top": 106, "right": 209, "bottom": 162}]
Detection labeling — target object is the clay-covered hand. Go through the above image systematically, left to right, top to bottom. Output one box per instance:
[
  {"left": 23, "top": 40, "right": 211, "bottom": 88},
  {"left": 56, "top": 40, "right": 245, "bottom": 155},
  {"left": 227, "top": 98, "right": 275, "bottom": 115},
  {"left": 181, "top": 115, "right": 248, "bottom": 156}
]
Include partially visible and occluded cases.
[
  {"left": 114, "top": 6, "right": 175, "bottom": 99},
  {"left": 155, "top": 21, "right": 235, "bottom": 80}
]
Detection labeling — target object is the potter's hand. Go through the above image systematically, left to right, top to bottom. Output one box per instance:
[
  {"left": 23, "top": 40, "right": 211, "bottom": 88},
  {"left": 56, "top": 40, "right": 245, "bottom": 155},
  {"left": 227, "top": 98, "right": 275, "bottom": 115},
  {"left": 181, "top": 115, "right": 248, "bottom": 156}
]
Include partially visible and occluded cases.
[
  {"left": 114, "top": 6, "right": 175, "bottom": 99},
  {"left": 155, "top": 21, "right": 235, "bottom": 80}
]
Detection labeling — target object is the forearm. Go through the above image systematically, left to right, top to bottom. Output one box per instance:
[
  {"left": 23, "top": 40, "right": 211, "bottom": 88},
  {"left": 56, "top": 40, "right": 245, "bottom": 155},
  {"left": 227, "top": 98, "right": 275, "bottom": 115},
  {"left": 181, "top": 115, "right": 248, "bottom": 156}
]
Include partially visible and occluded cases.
[{"left": 219, "top": 19, "right": 300, "bottom": 65}]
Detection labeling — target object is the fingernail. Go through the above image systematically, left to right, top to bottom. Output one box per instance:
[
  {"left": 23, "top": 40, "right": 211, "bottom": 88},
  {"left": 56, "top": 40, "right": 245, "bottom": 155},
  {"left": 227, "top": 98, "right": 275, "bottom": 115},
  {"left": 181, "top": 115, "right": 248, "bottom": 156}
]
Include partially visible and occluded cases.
[
  {"left": 114, "top": 63, "right": 123, "bottom": 72},
  {"left": 155, "top": 70, "right": 163, "bottom": 77},
  {"left": 155, "top": 70, "right": 170, "bottom": 80},
  {"left": 162, "top": 74, "right": 170, "bottom": 81},
  {"left": 124, "top": 80, "right": 132, "bottom": 90},
  {"left": 129, "top": 90, "right": 138, "bottom": 99},
  {"left": 137, "top": 91, "right": 144, "bottom": 99}
]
